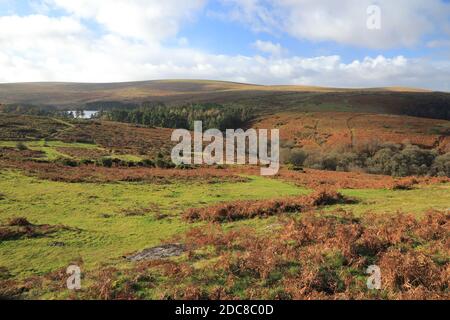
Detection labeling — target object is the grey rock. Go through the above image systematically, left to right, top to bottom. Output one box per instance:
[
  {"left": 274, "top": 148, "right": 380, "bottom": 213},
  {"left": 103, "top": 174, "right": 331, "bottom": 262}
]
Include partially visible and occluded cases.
[{"left": 126, "top": 243, "right": 186, "bottom": 262}]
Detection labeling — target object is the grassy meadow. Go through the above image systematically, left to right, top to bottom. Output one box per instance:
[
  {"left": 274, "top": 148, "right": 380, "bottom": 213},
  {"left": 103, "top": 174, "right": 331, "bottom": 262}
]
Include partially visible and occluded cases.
[
  {"left": 0, "top": 103, "right": 448, "bottom": 300},
  {"left": 0, "top": 161, "right": 448, "bottom": 298},
  {"left": 0, "top": 169, "right": 304, "bottom": 277}
]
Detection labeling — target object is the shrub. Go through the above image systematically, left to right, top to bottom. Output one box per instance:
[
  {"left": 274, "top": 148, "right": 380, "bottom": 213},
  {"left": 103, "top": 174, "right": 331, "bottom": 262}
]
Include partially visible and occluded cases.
[
  {"left": 354, "top": 139, "right": 383, "bottom": 158},
  {"left": 298, "top": 141, "right": 445, "bottom": 177},
  {"left": 16, "top": 142, "right": 28, "bottom": 151},
  {"left": 367, "top": 145, "right": 436, "bottom": 177},
  {"left": 399, "top": 145, "right": 436, "bottom": 175},
  {"left": 288, "top": 148, "right": 307, "bottom": 167},
  {"left": 366, "top": 148, "right": 395, "bottom": 175},
  {"left": 303, "top": 151, "right": 322, "bottom": 169},
  {"left": 304, "top": 152, "right": 339, "bottom": 171},
  {"left": 335, "top": 152, "right": 360, "bottom": 172},
  {"left": 432, "top": 153, "right": 450, "bottom": 177},
  {"left": 321, "top": 154, "right": 339, "bottom": 171},
  {"left": 97, "top": 157, "right": 113, "bottom": 168},
  {"left": 57, "top": 158, "right": 79, "bottom": 167},
  {"left": 111, "top": 158, "right": 122, "bottom": 166},
  {"left": 155, "top": 158, "right": 175, "bottom": 169},
  {"left": 80, "top": 159, "right": 94, "bottom": 165},
  {"left": 142, "top": 159, "right": 155, "bottom": 168},
  {"left": 124, "top": 160, "right": 137, "bottom": 167},
  {"left": 176, "top": 164, "right": 195, "bottom": 170},
  {"left": 287, "top": 164, "right": 305, "bottom": 172},
  {"left": 391, "top": 177, "right": 418, "bottom": 190},
  {"left": 183, "top": 188, "right": 350, "bottom": 222},
  {"left": 306, "top": 189, "right": 351, "bottom": 206},
  {"left": 183, "top": 198, "right": 305, "bottom": 222},
  {"left": 168, "top": 210, "right": 449, "bottom": 299},
  {"left": 8, "top": 217, "right": 32, "bottom": 226},
  {"left": 0, "top": 219, "right": 71, "bottom": 242},
  {"left": 0, "top": 228, "right": 23, "bottom": 241},
  {"left": 379, "top": 249, "right": 445, "bottom": 293}
]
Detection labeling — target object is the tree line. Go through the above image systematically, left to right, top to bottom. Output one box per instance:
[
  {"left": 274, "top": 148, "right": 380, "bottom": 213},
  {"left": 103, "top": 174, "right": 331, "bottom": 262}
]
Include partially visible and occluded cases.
[
  {"left": 104, "top": 102, "right": 255, "bottom": 130},
  {"left": 284, "top": 141, "right": 450, "bottom": 177}
]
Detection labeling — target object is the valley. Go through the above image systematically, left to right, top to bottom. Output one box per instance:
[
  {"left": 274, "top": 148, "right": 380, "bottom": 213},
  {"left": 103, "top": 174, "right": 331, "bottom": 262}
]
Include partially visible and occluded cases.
[{"left": 0, "top": 80, "right": 449, "bottom": 300}]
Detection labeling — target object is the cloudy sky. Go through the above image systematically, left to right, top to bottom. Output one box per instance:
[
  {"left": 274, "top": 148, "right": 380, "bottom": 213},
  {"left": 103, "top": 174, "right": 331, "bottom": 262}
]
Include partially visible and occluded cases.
[{"left": 0, "top": 0, "right": 450, "bottom": 90}]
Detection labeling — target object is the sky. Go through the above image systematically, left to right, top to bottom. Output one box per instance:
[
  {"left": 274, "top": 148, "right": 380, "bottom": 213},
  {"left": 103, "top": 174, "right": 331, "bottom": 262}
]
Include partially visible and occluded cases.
[{"left": 0, "top": 0, "right": 450, "bottom": 90}]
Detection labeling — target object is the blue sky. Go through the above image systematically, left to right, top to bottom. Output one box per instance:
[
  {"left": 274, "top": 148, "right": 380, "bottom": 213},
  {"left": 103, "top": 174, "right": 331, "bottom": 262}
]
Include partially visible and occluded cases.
[
  {"left": 0, "top": 0, "right": 449, "bottom": 90},
  {"left": 178, "top": 1, "right": 441, "bottom": 62}
]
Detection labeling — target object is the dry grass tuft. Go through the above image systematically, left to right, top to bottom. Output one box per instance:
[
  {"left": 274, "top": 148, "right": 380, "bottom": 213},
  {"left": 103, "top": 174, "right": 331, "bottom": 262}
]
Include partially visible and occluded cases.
[
  {"left": 183, "top": 188, "right": 353, "bottom": 222},
  {"left": 8, "top": 210, "right": 447, "bottom": 300},
  {"left": 171, "top": 210, "right": 449, "bottom": 300},
  {"left": 8, "top": 217, "right": 32, "bottom": 227},
  {"left": 0, "top": 218, "right": 75, "bottom": 241}
]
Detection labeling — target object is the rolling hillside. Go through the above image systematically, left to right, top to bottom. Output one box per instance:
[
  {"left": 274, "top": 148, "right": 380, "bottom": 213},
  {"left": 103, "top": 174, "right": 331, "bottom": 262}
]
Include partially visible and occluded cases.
[
  {"left": 1, "top": 80, "right": 449, "bottom": 120},
  {"left": 1, "top": 80, "right": 449, "bottom": 157},
  {"left": 253, "top": 111, "right": 450, "bottom": 153}
]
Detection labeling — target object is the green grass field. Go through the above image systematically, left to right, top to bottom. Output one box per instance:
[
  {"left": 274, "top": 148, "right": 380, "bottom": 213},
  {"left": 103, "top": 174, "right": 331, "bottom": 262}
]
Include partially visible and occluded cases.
[
  {"left": 0, "top": 111, "right": 448, "bottom": 299},
  {"left": 0, "top": 140, "right": 146, "bottom": 162},
  {"left": 0, "top": 140, "right": 101, "bottom": 160},
  {"left": 1, "top": 169, "right": 448, "bottom": 284},
  {"left": 0, "top": 171, "right": 304, "bottom": 278},
  {"left": 340, "top": 187, "right": 450, "bottom": 215}
]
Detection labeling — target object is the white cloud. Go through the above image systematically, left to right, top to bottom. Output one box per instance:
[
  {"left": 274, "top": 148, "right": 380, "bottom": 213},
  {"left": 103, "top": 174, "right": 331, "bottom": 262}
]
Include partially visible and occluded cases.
[
  {"left": 0, "top": 0, "right": 449, "bottom": 91},
  {"left": 45, "top": 0, "right": 206, "bottom": 42},
  {"left": 215, "top": 0, "right": 279, "bottom": 34},
  {"left": 221, "top": 0, "right": 450, "bottom": 49},
  {"left": 0, "top": 14, "right": 84, "bottom": 39},
  {"left": 1, "top": 27, "right": 449, "bottom": 91},
  {"left": 252, "top": 40, "right": 285, "bottom": 56}
]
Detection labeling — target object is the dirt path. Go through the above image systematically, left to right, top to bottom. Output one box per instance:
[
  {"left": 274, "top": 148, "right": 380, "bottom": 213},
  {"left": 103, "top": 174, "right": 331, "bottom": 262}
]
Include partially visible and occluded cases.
[
  {"left": 49, "top": 117, "right": 76, "bottom": 139},
  {"left": 51, "top": 117, "right": 75, "bottom": 128}
]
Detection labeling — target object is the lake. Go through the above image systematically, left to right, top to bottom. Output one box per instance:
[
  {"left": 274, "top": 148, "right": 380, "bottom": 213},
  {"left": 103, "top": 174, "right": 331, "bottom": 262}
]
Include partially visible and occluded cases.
[{"left": 68, "top": 110, "right": 99, "bottom": 119}]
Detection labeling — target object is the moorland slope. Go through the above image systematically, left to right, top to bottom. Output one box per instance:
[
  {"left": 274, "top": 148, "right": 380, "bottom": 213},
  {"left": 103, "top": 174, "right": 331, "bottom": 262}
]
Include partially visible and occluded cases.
[{"left": 1, "top": 80, "right": 449, "bottom": 120}]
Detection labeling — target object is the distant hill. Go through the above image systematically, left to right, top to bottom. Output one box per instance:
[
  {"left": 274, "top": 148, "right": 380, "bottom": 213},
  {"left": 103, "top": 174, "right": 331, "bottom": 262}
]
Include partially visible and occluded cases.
[{"left": 0, "top": 79, "right": 449, "bottom": 120}]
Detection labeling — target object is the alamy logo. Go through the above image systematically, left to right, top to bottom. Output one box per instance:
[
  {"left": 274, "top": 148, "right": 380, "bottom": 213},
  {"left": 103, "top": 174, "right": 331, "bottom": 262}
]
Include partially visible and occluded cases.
[
  {"left": 367, "top": 5, "right": 381, "bottom": 30},
  {"left": 171, "top": 121, "right": 280, "bottom": 176},
  {"left": 66, "top": 265, "right": 81, "bottom": 290},
  {"left": 366, "top": 265, "right": 381, "bottom": 290}
]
